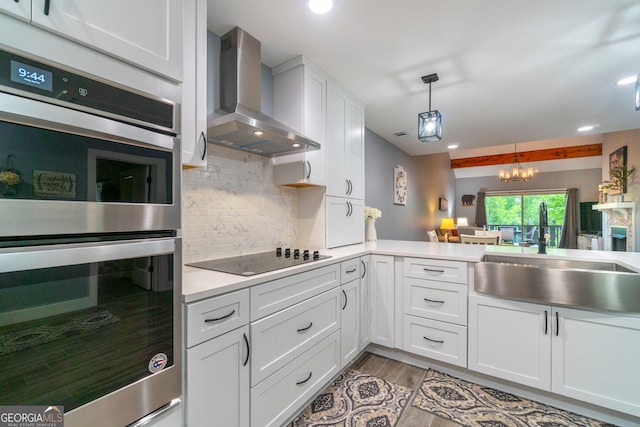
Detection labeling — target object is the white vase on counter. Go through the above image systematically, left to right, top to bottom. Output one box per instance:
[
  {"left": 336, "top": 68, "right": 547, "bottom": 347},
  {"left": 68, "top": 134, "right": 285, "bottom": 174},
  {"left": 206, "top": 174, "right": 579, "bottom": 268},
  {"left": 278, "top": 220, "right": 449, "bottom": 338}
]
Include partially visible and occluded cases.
[{"left": 366, "top": 218, "right": 377, "bottom": 241}]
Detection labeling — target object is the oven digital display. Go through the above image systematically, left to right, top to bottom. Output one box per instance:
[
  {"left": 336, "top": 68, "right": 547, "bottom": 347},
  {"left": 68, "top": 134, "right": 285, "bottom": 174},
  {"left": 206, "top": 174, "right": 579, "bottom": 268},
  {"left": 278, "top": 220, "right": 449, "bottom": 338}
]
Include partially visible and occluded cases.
[{"left": 10, "top": 59, "right": 53, "bottom": 92}]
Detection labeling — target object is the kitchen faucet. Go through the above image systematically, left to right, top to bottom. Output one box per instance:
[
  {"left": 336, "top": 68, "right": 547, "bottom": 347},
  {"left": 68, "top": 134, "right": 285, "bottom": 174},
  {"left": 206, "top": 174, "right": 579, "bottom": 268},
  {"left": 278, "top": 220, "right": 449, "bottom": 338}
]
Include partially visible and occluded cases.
[{"left": 538, "top": 201, "right": 548, "bottom": 254}]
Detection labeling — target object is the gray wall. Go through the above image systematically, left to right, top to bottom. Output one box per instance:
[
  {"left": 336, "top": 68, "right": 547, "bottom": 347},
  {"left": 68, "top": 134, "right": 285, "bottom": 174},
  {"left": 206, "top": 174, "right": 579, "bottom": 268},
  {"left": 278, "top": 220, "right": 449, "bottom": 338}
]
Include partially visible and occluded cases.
[
  {"left": 364, "top": 129, "right": 423, "bottom": 240},
  {"left": 411, "top": 152, "right": 457, "bottom": 234},
  {"left": 455, "top": 169, "right": 602, "bottom": 226}
]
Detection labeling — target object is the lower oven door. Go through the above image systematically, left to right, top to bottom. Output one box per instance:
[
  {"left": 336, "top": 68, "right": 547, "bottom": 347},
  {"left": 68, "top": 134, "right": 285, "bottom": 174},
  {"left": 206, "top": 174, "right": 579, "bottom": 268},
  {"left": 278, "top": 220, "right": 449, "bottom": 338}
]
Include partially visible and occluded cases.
[{"left": 0, "top": 236, "right": 181, "bottom": 427}]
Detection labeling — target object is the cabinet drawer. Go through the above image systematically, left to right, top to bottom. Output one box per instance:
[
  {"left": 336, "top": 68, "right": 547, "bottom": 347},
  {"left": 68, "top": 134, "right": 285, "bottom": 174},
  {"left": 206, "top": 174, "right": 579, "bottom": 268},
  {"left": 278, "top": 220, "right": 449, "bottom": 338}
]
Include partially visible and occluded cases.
[
  {"left": 404, "top": 257, "right": 467, "bottom": 284},
  {"left": 340, "top": 258, "right": 361, "bottom": 284},
  {"left": 251, "top": 264, "right": 340, "bottom": 320},
  {"left": 404, "top": 278, "right": 467, "bottom": 325},
  {"left": 251, "top": 288, "right": 340, "bottom": 386},
  {"left": 185, "top": 289, "right": 249, "bottom": 348},
  {"left": 402, "top": 315, "right": 467, "bottom": 367},
  {"left": 251, "top": 331, "right": 340, "bottom": 427}
]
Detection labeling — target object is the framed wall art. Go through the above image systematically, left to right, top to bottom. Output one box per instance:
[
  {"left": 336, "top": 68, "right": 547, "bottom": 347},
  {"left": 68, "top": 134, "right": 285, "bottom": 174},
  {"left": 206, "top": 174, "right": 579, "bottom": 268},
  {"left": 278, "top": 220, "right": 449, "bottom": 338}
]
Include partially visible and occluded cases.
[
  {"left": 608, "top": 146, "right": 627, "bottom": 194},
  {"left": 394, "top": 165, "right": 407, "bottom": 205},
  {"left": 439, "top": 197, "right": 448, "bottom": 211}
]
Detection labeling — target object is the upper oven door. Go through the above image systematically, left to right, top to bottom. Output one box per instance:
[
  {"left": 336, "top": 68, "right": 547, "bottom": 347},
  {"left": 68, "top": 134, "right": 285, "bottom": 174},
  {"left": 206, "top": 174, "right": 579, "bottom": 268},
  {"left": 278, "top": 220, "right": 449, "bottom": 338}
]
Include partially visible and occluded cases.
[{"left": 0, "top": 91, "right": 180, "bottom": 238}]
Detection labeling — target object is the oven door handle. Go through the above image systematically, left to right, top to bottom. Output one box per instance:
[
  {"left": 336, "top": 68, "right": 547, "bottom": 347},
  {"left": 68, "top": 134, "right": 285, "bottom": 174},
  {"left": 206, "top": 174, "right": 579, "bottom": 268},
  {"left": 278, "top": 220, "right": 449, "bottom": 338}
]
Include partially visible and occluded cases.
[{"left": 0, "top": 238, "right": 176, "bottom": 273}]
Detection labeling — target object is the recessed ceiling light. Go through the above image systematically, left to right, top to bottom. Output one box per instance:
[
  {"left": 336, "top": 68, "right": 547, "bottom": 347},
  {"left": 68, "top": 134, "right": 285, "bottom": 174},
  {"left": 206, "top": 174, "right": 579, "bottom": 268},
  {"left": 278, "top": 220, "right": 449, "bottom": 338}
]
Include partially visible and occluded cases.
[
  {"left": 308, "top": 0, "right": 333, "bottom": 14},
  {"left": 616, "top": 76, "right": 637, "bottom": 86},
  {"left": 577, "top": 125, "right": 595, "bottom": 132},
  {"left": 253, "top": 130, "right": 264, "bottom": 136},
  {"left": 393, "top": 131, "right": 408, "bottom": 137},
  {"left": 292, "top": 143, "right": 301, "bottom": 148},
  {"left": 447, "top": 144, "right": 459, "bottom": 149}
]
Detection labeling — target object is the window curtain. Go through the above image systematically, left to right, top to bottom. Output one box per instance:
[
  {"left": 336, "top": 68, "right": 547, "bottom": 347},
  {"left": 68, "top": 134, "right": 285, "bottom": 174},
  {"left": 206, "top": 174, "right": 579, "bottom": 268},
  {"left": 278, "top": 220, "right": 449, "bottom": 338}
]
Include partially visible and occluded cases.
[
  {"left": 559, "top": 188, "right": 578, "bottom": 249},
  {"left": 475, "top": 191, "right": 487, "bottom": 227}
]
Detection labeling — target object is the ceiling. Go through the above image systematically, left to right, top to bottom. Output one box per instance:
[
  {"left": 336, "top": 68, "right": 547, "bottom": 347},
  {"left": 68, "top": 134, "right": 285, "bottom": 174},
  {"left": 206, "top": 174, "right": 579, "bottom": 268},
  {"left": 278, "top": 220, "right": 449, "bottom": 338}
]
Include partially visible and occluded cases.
[{"left": 206, "top": 0, "right": 640, "bottom": 159}]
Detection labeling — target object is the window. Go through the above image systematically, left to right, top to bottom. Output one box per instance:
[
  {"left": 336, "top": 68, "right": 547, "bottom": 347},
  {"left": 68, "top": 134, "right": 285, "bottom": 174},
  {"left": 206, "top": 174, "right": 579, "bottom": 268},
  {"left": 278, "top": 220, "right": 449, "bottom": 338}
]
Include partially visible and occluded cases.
[{"left": 485, "top": 192, "right": 566, "bottom": 246}]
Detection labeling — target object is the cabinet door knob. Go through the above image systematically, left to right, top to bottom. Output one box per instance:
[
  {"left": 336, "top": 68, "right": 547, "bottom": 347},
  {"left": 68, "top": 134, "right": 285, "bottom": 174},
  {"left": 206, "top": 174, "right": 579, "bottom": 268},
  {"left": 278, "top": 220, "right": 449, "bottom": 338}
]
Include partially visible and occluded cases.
[
  {"left": 199, "top": 131, "right": 207, "bottom": 161},
  {"left": 204, "top": 309, "right": 235, "bottom": 323},
  {"left": 297, "top": 322, "right": 313, "bottom": 333},
  {"left": 242, "top": 333, "right": 250, "bottom": 366},
  {"left": 296, "top": 372, "right": 312, "bottom": 385}
]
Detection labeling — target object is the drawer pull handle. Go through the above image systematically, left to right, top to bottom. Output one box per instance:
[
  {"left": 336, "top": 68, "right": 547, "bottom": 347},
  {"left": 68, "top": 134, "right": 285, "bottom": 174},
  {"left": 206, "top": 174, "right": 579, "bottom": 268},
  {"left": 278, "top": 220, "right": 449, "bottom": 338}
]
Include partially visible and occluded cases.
[
  {"left": 346, "top": 267, "right": 357, "bottom": 274},
  {"left": 423, "top": 268, "right": 445, "bottom": 274},
  {"left": 424, "top": 298, "right": 445, "bottom": 304},
  {"left": 205, "top": 309, "right": 235, "bottom": 323},
  {"left": 297, "top": 322, "right": 313, "bottom": 333},
  {"left": 243, "top": 333, "right": 250, "bottom": 367},
  {"left": 423, "top": 336, "right": 444, "bottom": 344},
  {"left": 296, "top": 372, "right": 312, "bottom": 385}
]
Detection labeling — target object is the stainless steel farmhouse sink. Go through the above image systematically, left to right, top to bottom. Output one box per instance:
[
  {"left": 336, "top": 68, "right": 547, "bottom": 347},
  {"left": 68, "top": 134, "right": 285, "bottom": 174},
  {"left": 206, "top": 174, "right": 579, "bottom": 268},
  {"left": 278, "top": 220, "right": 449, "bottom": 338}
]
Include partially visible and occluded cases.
[{"left": 474, "top": 254, "right": 640, "bottom": 313}]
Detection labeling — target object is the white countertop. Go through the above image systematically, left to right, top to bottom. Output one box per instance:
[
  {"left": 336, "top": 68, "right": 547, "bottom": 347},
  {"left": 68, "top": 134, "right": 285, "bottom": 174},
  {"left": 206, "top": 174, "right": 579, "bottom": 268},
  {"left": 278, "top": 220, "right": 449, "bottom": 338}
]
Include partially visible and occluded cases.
[{"left": 182, "top": 240, "right": 640, "bottom": 303}]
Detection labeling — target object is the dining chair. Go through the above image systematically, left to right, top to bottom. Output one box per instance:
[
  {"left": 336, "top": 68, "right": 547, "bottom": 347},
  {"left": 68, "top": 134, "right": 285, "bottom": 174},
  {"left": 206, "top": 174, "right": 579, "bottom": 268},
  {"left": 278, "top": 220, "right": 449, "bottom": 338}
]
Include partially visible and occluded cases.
[
  {"left": 427, "top": 230, "right": 439, "bottom": 242},
  {"left": 461, "top": 234, "right": 499, "bottom": 245}
]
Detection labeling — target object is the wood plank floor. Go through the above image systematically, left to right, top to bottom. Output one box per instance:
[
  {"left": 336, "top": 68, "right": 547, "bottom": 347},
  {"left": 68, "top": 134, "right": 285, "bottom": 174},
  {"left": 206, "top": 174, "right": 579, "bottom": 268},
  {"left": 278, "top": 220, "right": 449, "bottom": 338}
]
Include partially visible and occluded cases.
[{"left": 351, "top": 352, "right": 459, "bottom": 427}]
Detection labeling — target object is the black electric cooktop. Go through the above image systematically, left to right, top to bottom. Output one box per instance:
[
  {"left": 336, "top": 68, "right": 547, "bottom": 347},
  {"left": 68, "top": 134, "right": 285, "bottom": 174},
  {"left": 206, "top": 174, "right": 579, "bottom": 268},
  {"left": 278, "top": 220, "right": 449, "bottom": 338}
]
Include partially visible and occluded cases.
[{"left": 186, "top": 249, "right": 331, "bottom": 276}]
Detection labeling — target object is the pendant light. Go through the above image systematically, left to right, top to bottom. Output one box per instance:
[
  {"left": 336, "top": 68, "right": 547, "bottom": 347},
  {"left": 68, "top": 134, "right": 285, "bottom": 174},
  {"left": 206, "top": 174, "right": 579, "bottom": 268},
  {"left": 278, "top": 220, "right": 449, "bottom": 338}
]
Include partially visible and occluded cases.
[
  {"left": 418, "top": 73, "right": 442, "bottom": 142},
  {"left": 498, "top": 144, "right": 534, "bottom": 182}
]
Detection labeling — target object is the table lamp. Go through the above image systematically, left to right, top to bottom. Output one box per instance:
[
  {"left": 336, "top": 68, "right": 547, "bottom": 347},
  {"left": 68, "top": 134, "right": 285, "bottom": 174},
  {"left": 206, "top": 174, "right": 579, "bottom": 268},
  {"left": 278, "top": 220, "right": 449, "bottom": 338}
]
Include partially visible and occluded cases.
[{"left": 440, "top": 217, "right": 455, "bottom": 242}]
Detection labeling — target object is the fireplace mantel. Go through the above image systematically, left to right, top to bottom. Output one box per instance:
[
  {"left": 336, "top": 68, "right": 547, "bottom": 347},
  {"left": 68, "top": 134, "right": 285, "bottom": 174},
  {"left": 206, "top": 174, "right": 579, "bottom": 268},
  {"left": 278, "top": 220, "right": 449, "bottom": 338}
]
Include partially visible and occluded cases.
[{"left": 593, "top": 202, "right": 635, "bottom": 220}]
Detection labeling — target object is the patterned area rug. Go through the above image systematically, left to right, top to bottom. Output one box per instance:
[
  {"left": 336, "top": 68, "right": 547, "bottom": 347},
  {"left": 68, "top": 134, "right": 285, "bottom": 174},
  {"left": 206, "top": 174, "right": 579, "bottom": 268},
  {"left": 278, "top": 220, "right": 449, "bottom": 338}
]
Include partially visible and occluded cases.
[
  {"left": 0, "top": 310, "right": 119, "bottom": 355},
  {"left": 289, "top": 368, "right": 412, "bottom": 427},
  {"left": 412, "top": 369, "right": 617, "bottom": 427}
]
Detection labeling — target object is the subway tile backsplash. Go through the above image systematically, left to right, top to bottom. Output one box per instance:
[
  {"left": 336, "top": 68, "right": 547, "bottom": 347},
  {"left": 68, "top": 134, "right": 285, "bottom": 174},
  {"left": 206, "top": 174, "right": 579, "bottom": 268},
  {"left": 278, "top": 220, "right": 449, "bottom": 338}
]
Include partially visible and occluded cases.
[{"left": 182, "top": 144, "right": 297, "bottom": 263}]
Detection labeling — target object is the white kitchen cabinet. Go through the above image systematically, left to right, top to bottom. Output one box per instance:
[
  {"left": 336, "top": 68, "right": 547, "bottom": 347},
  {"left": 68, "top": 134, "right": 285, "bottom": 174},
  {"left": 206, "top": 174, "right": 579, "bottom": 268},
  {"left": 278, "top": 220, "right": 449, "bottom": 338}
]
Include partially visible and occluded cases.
[
  {"left": 0, "top": 0, "right": 30, "bottom": 22},
  {"left": 24, "top": 0, "right": 182, "bottom": 81},
  {"left": 181, "top": 0, "right": 207, "bottom": 167},
  {"left": 273, "top": 57, "right": 326, "bottom": 186},
  {"left": 326, "top": 80, "right": 365, "bottom": 200},
  {"left": 326, "top": 196, "right": 364, "bottom": 248},
  {"left": 370, "top": 255, "right": 395, "bottom": 347},
  {"left": 359, "top": 256, "right": 371, "bottom": 350},
  {"left": 340, "top": 279, "right": 360, "bottom": 368},
  {"left": 251, "top": 288, "right": 340, "bottom": 385},
  {"left": 468, "top": 295, "right": 551, "bottom": 390},
  {"left": 469, "top": 295, "right": 640, "bottom": 417},
  {"left": 551, "top": 308, "right": 640, "bottom": 417},
  {"left": 185, "top": 325, "right": 250, "bottom": 427},
  {"left": 251, "top": 331, "right": 340, "bottom": 427}
]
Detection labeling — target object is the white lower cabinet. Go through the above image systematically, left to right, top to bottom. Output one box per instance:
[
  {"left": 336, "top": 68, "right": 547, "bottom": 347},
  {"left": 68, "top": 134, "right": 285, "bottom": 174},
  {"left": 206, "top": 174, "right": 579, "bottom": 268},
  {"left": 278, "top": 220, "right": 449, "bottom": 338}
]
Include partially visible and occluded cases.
[
  {"left": 370, "top": 254, "right": 395, "bottom": 347},
  {"left": 359, "top": 256, "right": 371, "bottom": 349},
  {"left": 340, "top": 278, "right": 360, "bottom": 368},
  {"left": 251, "top": 288, "right": 340, "bottom": 385},
  {"left": 469, "top": 294, "right": 640, "bottom": 417},
  {"left": 468, "top": 295, "right": 550, "bottom": 390},
  {"left": 185, "top": 325, "right": 250, "bottom": 427},
  {"left": 251, "top": 331, "right": 341, "bottom": 427}
]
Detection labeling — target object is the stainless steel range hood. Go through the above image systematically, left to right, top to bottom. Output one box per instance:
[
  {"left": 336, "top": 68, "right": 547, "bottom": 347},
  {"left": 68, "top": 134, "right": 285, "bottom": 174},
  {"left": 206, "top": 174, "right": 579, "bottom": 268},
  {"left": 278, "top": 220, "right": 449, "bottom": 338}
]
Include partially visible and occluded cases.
[{"left": 207, "top": 27, "right": 320, "bottom": 157}]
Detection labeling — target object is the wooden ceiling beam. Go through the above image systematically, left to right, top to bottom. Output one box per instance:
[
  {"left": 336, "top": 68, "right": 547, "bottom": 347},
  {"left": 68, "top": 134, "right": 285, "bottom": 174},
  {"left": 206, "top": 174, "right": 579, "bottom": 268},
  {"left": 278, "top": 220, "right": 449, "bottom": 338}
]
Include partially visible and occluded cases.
[{"left": 450, "top": 143, "right": 602, "bottom": 169}]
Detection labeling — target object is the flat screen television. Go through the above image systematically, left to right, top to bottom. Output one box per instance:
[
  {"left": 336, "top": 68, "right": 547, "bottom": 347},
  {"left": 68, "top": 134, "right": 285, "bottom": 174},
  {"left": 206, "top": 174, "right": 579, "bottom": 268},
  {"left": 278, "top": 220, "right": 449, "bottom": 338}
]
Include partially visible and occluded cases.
[{"left": 579, "top": 201, "right": 602, "bottom": 235}]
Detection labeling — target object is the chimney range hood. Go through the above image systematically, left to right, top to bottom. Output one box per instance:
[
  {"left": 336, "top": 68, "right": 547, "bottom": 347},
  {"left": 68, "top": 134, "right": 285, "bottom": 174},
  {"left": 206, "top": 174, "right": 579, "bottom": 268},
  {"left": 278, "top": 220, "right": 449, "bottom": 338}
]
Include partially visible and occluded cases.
[{"left": 207, "top": 27, "right": 321, "bottom": 157}]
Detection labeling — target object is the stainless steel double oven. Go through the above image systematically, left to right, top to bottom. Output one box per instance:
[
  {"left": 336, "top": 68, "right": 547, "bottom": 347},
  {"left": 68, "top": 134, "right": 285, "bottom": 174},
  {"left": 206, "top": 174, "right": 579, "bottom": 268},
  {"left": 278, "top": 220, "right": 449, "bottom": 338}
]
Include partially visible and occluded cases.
[{"left": 0, "top": 48, "right": 181, "bottom": 426}]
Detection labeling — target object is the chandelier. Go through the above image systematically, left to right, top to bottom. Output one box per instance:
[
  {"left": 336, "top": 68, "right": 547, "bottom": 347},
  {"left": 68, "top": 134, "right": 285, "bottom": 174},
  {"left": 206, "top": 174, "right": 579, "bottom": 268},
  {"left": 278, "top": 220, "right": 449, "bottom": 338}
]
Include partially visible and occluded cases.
[{"left": 498, "top": 145, "right": 534, "bottom": 182}]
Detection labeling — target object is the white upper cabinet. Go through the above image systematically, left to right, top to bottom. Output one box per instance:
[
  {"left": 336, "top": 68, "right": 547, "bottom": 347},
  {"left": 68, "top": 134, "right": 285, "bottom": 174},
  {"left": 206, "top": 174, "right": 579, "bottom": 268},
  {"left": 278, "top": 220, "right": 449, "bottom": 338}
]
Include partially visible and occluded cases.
[
  {"left": 0, "top": 0, "right": 31, "bottom": 22},
  {"left": 25, "top": 0, "right": 183, "bottom": 81},
  {"left": 181, "top": 0, "right": 208, "bottom": 167},
  {"left": 272, "top": 57, "right": 326, "bottom": 186},
  {"left": 326, "top": 80, "right": 365, "bottom": 200},
  {"left": 326, "top": 196, "right": 364, "bottom": 248}
]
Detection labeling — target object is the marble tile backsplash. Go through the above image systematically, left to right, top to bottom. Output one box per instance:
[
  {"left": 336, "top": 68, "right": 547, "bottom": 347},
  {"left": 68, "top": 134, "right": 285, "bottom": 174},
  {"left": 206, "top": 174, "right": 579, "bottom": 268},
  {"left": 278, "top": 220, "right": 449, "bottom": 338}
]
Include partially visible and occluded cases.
[{"left": 182, "top": 144, "right": 297, "bottom": 263}]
